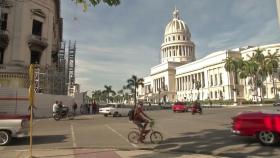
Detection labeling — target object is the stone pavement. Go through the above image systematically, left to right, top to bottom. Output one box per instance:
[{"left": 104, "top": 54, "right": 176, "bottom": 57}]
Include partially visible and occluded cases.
[{"left": 1, "top": 148, "right": 230, "bottom": 158}]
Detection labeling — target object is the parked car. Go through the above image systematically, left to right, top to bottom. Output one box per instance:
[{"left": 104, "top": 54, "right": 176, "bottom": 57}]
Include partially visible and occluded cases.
[
  {"left": 273, "top": 100, "right": 280, "bottom": 106},
  {"left": 160, "top": 102, "right": 173, "bottom": 109},
  {"left": 172, "top": 102, "right": 188, "bottom": 112},
  {"left": 99, "top": 104, "right": 131, "bottom": 117},
  {"left": 231, "top": 110, "right": 280, "bottom": 145},
  {"left": 0, "top": 114, "right": 30, "bottom": 146}
]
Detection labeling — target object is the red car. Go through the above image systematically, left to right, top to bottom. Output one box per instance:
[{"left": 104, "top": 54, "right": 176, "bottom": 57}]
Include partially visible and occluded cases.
[
  {"left": 172, "top": 102, "right": 188, "bottom": 112},
  {"left": 231, "top": 110, "right": 280, "bottom": 145}
]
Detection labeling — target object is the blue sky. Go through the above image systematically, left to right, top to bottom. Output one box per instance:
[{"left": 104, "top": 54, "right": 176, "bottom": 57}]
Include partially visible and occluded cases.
[{"left": 61, "top": 0, "right": 280, "bottom": 92}]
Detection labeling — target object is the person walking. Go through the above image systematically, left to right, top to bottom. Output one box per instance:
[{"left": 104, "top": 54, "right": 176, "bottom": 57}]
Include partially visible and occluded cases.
[
  {"left": 92, "top": 100, "right": 97, "bottom": 114},
  {"left": 72, "top": 102, "right": 78, "bottom": 114}
]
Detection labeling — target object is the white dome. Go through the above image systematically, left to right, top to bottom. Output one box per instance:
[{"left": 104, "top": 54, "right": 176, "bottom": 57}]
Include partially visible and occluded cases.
[
  {"left": 160, "top": 8, "right": 195, "bottom": 64},
  {"left": 164, "top": 9, "right": 190, "bottom": 37}
]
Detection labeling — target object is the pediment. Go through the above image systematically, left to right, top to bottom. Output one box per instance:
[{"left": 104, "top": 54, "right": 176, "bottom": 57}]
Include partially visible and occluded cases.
[{"left": 31, "top": 9, "right": 46, "bottom": 18}]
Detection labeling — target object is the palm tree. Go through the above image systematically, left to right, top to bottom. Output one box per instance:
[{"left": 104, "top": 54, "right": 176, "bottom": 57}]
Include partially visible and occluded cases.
[
  {"left": 240, "top": 48, "right": 268, "bottom": 103},
  {"left": 265, "top": 51, "right": 280, "bottom": 98},
  {"left": 224, "top": 57, "right": 239, "bottom": 105},
  {"left": 126, "top": 75, "right": 144, "bottom": 108},
  {"left": 102, "top": 85, "right": 116, "bottom": 103},
  {"left": 117, "top": 89, "right": 124, "bottom": 103},
  {"left": 92, "top": 90, "right": 103, "bottom": 103}
]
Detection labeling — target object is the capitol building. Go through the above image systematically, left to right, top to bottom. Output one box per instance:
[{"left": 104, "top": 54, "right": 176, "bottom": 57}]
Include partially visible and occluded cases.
[{"left": 137, "top": 8, "right": 280, "bottom": 103}]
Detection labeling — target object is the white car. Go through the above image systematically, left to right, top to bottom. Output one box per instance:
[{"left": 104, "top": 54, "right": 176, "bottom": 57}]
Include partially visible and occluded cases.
[
  {"left": 99, "top": 104, "right": 131, "bottom": 117},
  {"left": 0, "top": 114, "right": 30, "bottom": 146}
]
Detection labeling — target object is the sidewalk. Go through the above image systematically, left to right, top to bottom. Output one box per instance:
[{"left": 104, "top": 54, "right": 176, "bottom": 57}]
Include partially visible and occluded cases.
[{"left": 1, "top": 148, "right": 229, "bottom": 158}]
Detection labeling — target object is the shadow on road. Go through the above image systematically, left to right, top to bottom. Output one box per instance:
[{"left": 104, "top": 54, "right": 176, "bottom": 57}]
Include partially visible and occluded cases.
[
  {"left": 133, "top": 129, "right": 280, "bottom": 158},
  {"left": 11, "top": 135, "right": 68, "bottom": 145}
]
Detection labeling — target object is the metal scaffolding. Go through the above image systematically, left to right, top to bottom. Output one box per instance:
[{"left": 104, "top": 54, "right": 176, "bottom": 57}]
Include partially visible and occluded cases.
[{"left": 67, "top": 40, "right": 76, "bottom": 96}]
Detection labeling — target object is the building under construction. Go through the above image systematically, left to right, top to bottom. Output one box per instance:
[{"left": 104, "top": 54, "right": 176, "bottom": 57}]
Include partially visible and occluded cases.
[{"left": 0, "top": 0, "right": 78, "bottom": 95}]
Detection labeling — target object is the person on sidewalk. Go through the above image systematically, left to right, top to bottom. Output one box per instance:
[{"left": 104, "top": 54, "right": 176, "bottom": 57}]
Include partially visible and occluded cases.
[
  {"left": 92, "top": 100, "right": 97, "bottom": 114},
  {"left": 72, "top": 102, "right": 78, "bottom": 114}
]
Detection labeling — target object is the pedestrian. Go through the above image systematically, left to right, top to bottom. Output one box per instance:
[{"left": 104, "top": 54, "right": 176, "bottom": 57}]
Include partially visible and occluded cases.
[
  {"left": 92, "top": 100, "right": 97, "bottom": 114},
  {"left": 72, "top": 102, "right": 78, "bottom": 114},
  {"left": 87, "top": 104, "right": 90, "bottom": 114}
]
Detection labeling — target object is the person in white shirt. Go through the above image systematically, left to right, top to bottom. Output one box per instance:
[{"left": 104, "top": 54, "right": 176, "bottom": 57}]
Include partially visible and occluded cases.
[{"left": 52, "top": 101, "right": 59, "bottom": 113}]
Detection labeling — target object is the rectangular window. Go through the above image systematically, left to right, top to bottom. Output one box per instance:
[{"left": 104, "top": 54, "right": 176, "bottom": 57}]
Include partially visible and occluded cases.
[
  {"left": 1, "top": 13, "right": 8, "bottom": 31},
  {"left": 32, "top": 20, "right": 43, "bottom": 36},
  {"left": 0, "top": 48, "right": 4, "bottom": 64},
  {"left": 30, "top": 51, "right": 41, "bottom": 64},
  {"left": 219, "top": 73, "right": 223, "bottom": 85},
  {"left": 210, "top": 75, "right": 213, "bottom": 86},
  {"left": 210, "top": 91, "right": 213, "bottom": 98}
]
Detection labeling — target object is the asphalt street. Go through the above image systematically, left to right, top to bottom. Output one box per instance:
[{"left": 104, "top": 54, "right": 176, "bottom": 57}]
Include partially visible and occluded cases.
[{"left": 1, "top": 105, "right": 280, "bottom": 158}]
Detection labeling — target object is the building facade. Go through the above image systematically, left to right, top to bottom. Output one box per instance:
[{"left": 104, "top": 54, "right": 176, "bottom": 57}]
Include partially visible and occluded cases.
[
  {"left": 0, "top": 0, "right": 66, "bottom": 94},
  {"left": 138, "top": 8, "right": 280, "bottom": 103}
]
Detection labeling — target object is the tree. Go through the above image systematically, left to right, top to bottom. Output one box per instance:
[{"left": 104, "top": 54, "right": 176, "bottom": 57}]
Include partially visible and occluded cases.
[
  {"left": 74, "top": 0, "right": 121, "bottom": 11},
  {"left": 238, "top": 48, "right": 268, "bottom": 103},
  {"left": 250, "top": 49, "right": 267, "bottom": 103},
  {"left": 265, "top": 51, "right": 280, "bottom": 98},
  {"left": 224, "top": 57, "right": 239, "bottom": 104},
  {"left": 126, "top": 75, "right": 144, "bottom": 108},
  {"left": 102, "top": 85, "right": 116, "bottom": 103},
  {"left": 117, "top": 89, "right": 124, "bottom": 103},
  {"left": 92, "top": 90, "right": 102, "bottom": 102}
]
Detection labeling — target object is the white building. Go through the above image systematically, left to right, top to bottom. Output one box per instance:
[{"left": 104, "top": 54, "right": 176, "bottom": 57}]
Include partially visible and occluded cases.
[{"left": 138, "top": 8, "right": 280, "bottom": 103}]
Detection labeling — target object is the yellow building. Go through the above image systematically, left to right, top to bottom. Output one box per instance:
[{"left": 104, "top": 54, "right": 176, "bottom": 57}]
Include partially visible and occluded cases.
[{"left": 0, "top": 0, "right": 65, "bottom": 94}]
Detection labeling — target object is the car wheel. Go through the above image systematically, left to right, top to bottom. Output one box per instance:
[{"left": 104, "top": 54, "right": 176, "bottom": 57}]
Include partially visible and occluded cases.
[
  {"left": 113, "top": 112, "right": 118, "bottom": 117},
  {"left": 104, "top": 114, "right": 108, "bottom": 117},
  {"left": 0, "top": 130, "right": 12, "bottom": 146},
  {"left": 257, "top": 131, "right": 279, "bottom": 145}
]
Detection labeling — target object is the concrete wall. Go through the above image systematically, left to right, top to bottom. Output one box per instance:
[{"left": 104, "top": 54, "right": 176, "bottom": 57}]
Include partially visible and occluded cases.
[{"left": 0, "top": 88, "right": 84, "bottom": 118}]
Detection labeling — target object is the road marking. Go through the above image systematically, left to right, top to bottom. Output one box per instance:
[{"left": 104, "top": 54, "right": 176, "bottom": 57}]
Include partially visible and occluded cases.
[
  {"left": 71, "top": 124, "right": 77, "bottom": 148},
  {"left": 105, "top": 124, "right": 138, "bottom": 148}
]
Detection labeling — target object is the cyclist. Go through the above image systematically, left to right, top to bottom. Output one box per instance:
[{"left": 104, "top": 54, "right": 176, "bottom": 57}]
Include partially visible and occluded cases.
[{"left": 133, "top": 102, "right": 153, "bottom": 142}]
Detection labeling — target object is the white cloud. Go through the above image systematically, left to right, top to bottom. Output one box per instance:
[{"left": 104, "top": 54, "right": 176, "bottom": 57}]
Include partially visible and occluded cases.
[{"left": 61, "top": 0, "right": 280, "bottom": 92}]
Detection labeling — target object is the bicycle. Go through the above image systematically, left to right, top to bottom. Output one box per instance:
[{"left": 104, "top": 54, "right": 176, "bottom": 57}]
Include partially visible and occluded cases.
[{"left": 128, "top": 120, "right": 163, "bottom": 144}]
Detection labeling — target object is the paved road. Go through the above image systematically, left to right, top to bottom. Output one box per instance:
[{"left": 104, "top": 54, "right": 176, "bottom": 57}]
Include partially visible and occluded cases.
[{"left": 1, "top": 105, "right": 280, "bottom": 158}]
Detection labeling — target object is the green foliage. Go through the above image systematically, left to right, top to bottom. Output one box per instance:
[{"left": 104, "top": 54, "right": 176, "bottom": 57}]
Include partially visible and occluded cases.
[
  {"left": 74, "top": 0, "right": 121, "bottom": 11},
  {"left": 126, "top": 75, "right": 144, "bottom": 107}
]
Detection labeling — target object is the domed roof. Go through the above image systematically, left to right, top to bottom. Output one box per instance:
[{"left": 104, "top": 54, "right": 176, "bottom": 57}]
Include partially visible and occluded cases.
[{"left": 164, "top": 8, "right": 190, "bottom": 36}]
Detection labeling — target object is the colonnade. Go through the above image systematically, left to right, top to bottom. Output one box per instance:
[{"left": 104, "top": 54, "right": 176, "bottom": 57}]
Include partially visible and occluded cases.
[
  {"left": 176, "top": 72, "right": 205, "bottom": 91},
  {"left": 153, "top": 77, "right": 165, "bottom": 93}
]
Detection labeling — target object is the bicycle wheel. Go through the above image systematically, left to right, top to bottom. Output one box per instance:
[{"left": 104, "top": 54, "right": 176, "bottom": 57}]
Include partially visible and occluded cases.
[
  {"left": 128, "top": 131, "right": 140, "bottom": 144},
  {"left": 150, "top": 131, "right": 163, "bottom": 144}
]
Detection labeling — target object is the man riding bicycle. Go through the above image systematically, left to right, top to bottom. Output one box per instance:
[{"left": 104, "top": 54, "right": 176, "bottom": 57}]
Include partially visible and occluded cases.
[{"left": 133, "top": 102, "right": 153, "bottom": 142}]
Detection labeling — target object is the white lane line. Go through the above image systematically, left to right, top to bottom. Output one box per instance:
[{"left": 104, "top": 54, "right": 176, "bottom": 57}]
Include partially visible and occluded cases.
[
  {"left": 71, "top": 124, "right": 77, "bottom": 148},
  {"left": 105, "top": 124, "right": 138, "bottom": 148}
]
